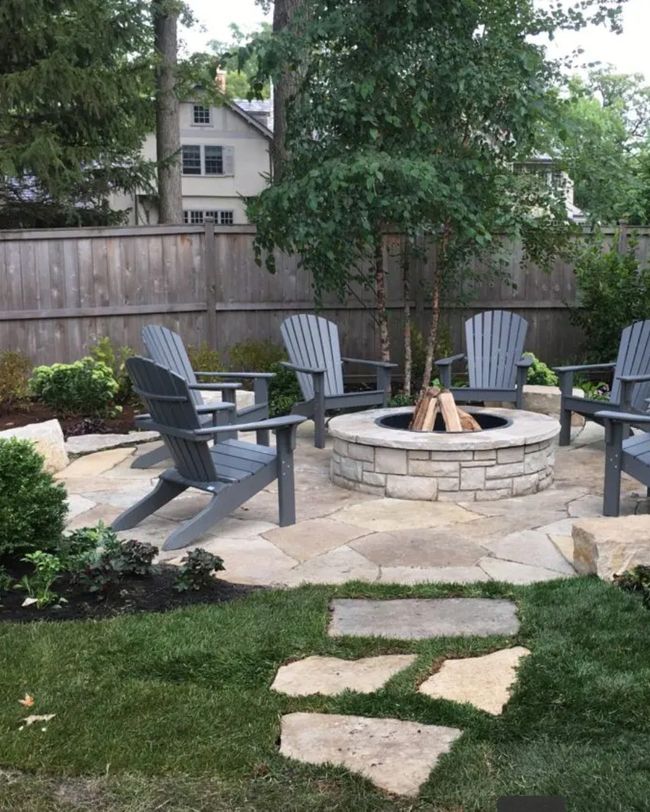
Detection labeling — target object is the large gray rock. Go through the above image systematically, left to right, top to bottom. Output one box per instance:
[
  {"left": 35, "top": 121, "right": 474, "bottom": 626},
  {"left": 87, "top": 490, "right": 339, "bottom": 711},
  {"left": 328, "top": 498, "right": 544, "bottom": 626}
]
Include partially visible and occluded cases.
[
  {"left": 0, "top": 419, "right": 68, "bottom": 473},
  {"left": 65, "top": 431, "right": 158, "bottom": 455},
  {"left": 573, "top": 515, "right": 650, "bottom": 580},
  {"left": 328, "top": 598, "right": 519, "bottom": 639},
  {"left": 280, "top": 712, "right": 462, "bottom": 796}
]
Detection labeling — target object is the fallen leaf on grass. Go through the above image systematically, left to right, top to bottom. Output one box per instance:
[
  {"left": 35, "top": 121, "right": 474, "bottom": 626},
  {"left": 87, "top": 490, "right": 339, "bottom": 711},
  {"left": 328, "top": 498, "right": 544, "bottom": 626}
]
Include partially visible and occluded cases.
[
  {"left": 21, "top": 598, "right": 38, "bottom": 608},
  {"left": 18, "top": 694, "right": 34, "bottom": 708},
  {"left": 18, "top": 714, "right": 55, "bottom": 731}
]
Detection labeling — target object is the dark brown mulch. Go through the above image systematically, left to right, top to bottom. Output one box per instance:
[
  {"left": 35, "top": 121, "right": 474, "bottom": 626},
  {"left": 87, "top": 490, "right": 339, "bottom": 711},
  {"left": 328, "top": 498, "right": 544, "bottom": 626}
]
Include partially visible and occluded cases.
[
  {"left": 0, "top": 402, "right": 139, "bottom": 439},
  {"left": 0, "top": 563, "right": 258, "bottom": 624}
]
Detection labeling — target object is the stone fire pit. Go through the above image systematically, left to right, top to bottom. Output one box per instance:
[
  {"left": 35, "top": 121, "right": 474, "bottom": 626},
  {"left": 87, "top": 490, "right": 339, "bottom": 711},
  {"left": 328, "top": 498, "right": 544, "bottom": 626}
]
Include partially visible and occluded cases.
[{"left": 329, "top": 406, "right": 560, "bottom": 502}]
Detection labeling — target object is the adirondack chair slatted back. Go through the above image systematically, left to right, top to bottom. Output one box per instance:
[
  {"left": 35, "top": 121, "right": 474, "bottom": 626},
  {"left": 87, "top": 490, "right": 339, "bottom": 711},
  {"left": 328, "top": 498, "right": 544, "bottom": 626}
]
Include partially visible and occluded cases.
[
  {"left": 465, "top": 310, "right": 528, "bottom": 390},
  {"left": 281, "top": 315, "right": 345, "bottom": 400},
  {"left": 610, "top": 320, "right": 650, "bottom": 411},
  {"left": 142, "top": 325, "right": 203, "bottom": 408},
  {"left": 126, "top": 357, "right": 217, "bottom": 482}
]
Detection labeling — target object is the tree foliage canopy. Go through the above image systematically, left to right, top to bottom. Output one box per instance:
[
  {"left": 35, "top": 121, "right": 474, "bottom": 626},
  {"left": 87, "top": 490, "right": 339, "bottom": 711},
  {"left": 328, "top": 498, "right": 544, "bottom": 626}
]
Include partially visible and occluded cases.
[
  {"left": 0, "top": 0, "right": 156, "bottom": 228},
  {"left": 247, "top": 0, "right": 623, "bottom": 300}
]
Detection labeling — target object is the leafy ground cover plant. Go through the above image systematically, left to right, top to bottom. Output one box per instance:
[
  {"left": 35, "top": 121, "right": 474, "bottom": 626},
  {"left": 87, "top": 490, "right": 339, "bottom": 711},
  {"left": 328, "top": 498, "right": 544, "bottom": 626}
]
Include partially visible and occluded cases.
[
  {"left": 89, "top": 337, "right": 134, "bottom": 404},
  {"left": 187, "top": 343, "right": 222, "bottom": 383},
  {"left": 0, "top": 350, "right": 32, "bottom": 413},
  {"left": 524, "top": 352, "right": 559, "bottom": 386},
  {"left": 30, "top": 358, "right": 119, "bottom": 417},
  {"left": 268, "top": 362, "right": 302, "bottom": 417},
  {"left": 575, "top": 377, "right": 610, "bottom": 401},
  {"left": 0, "top": 438, "right": 68, "bottom": 557},
  {"left": 174, "top": 549, "right": 225, "bottom": 592},
  {"left": 17, "top": 551, "right": 63, "bottom": 608},
  {"left": 615, "top": 565, "right": 650, "bottom": 607}
]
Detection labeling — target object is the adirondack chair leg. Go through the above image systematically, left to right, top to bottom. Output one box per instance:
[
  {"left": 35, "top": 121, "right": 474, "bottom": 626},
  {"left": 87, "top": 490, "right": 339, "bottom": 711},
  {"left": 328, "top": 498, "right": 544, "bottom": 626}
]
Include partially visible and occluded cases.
[
  {"left": 515, "top": 365, "right": 527, "bottom": 409},
  {"left": 376, "top": 367, "right": 392, "bottom": 407},
  {"left": 557, "top": 370, "right": 574, "bottom": 446},
  {"left": 313, "top": 371, "right": 326, "bottom": 449},
  {"left": 603, "top": 420, "right": 624, "bottom": 517},
  {"left": 276, "top": 425, "right": 297, "bottom": 526},
  {"left": 131, "top": 442, "right": 169, "bottom": 469},
  {"left": 111, "top": 478, "right": 187, "bottom": 531}
]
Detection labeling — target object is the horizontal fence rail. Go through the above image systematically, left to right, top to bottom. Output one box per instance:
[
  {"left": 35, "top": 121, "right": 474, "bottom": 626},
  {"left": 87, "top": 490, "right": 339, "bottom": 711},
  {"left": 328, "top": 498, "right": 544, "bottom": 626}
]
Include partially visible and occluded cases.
[{"left": 1, "top": 223, "right": 648, "bottom": 369}]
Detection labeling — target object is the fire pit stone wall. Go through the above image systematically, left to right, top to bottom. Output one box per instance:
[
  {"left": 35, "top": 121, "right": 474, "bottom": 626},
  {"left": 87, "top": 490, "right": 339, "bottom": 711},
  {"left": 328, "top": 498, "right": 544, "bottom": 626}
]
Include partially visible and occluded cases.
[{"left": 328, "top": 406, "right": 560, "bottom": 502}]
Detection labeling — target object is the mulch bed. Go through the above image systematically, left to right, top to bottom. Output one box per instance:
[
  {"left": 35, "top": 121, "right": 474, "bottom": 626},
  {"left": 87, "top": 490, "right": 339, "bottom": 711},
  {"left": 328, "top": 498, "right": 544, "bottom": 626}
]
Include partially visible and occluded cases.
[
  {"left": 0, "top": 402, "right": 138, "bottom": 438},
  {"left": 0, "top": 563, "right": 259, "bottom": 623}
]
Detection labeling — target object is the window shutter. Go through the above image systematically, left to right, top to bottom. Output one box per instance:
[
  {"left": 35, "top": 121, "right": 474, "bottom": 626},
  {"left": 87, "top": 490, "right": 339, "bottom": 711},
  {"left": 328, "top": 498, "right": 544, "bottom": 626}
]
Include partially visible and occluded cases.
[{"left": 223, "top": 146, "right": 235, "bottom": 175}]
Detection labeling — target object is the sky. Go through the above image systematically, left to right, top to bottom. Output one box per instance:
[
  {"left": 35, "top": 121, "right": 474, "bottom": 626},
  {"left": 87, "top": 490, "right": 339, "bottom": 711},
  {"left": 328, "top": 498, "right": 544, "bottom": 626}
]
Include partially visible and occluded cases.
[{"left": 182, "top": 0, "right": 650, "bottom": 79}]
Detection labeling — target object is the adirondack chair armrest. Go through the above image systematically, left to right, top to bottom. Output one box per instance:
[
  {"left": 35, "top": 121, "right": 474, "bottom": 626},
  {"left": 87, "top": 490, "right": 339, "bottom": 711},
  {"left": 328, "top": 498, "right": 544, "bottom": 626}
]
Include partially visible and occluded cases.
[
  {"left": 435, "top": 353, "right": 465, "bottom": 388},
  {"left": 516, "top": 356, "right": 534, "bottom": 368},
  {"left": 341, "top": 357, "right": 398, "bottom": 368},
  {"left": 280, "top": 361, "right": 326, "bottom": 375},
  {"left": 553, "top": 362, "right": 616, "bottom": 373},
  {"left": 194, "top": 371, "right": 275, "bottom": 380},
  {"left": 617, "top": 374, "right": 650, "bottom": 383},
  {"left": 617, "top": 374, "right": 650, "bottom": 409},
  {"left": 188, "top": 382, "right": 242, "bottom": 392},
  {"left": 195, "top": 402, "right": 236, "bottom": 415},
  {"left": 193, "top": 414, "right": 306, "bottom": 436}
]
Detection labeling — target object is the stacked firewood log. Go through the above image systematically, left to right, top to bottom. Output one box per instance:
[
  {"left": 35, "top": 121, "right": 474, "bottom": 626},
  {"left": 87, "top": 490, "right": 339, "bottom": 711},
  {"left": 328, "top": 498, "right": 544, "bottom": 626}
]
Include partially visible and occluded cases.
[{"left": 409, "top": 387, "right": 481, "bottom": 432}]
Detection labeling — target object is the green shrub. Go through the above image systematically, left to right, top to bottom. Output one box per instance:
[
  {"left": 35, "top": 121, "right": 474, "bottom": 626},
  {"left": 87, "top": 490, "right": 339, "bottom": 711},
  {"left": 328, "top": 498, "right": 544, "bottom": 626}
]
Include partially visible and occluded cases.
[
  {"left": 571, "top": 236, "right": 650, "bottom": 362},
  {"left": 89, "top": 337, "right": 134, "bottom": 404},
  {"left": 228, "top": 341, "right": 285, "bottom": 373},
  {"left": 187, "top": 343, "right": 222, "bottom": 383},
  {"left": 0, "top": 350, "right": 32, "bottom": 412},
  {"left": 524, "top": 353, "right": 559, "bottom": 386},
  {"left": 30, "top": 358, "right": 119, "bottom": 417},
  {"left": 268, "top": 362, "right": 302, "bottom": 417},
  {"left": 576, "top": 378, "right": 610, "bottom": 401},
  {"left": 389, "top": 392, "right": 415, "bottom": 407},
  {"left": 0, "top": 438, "right": 68, "bottom": 558},
  {"left": 71, "top": 526, "right": 158, "bottom": 593},
  {"left": 174, "top": 548, "right": 225, "bottom": 592},
  {"left": 18, "top": 551, "right": 62, "bottom": 608},
  {"left": 615, "top": 565, "right": 650, "bottom": 607},
  {"left": 0, "top": 566, "right": 13, "bottom": 596}
]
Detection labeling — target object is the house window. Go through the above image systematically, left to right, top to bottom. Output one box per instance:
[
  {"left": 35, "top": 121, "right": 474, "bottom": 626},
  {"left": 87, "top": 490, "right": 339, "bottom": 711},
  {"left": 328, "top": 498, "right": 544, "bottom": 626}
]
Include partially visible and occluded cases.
[
  {"left": 192, "top": 105, "right": 211, "bottom": 125},
  {"left": 181, "top": 145, "right": 201, "bottom": 175},
  {"left": 204, "top": 145, "right": 224, "bottom": 175},
  {"left": 184, "top": 210, "right": 235, "bottom": 225}
]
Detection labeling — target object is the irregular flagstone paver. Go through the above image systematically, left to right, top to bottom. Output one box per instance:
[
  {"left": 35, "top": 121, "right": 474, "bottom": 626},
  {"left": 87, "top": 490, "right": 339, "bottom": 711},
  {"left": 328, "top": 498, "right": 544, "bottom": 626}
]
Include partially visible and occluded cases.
[
  {"left": 65, "top": 431, "right": 158, "bottom": 455},
  {"left": 56, "top": 447, "right": 134, "bottom": 479},
  {"left": 458, "top": 486, "right": 589, "bottom": 520},
  {"left": 65, "top": 494, "right": 97, "bottom": 520},
  {"left": 332, "top": 498, "right": 478, "bottom": 533},
  {"left": 65, "top": 504, "right": 122, "bottom": 531},
  {"left": 263, "top": 518, "right": 368, "bottom": 562},
  {"left": 350, "top": 529, "right": 487, "bottom": 568},
  {"left": 482, "top": 530, "right": 575, "bottom": 574},
  {"left": 284, "top": 546, "right": 379, "bottom": 586},
  {"left": 478, "top": 557, "right": 570, "bottom": 584},
  {"left": 378, "top": 566, "right": 490, "bottom": 585},
  {"left": 328, "top": 598, "right": 519, "bottom": 639},
  {"left": 418, "top": 646, "right": 531, "bottom": 715},
  {"left": 272, "top": 655, "right": 417, "bottom": 696},
  {"left": 280, "top": 712, "right": 462, "bottom": 797}
]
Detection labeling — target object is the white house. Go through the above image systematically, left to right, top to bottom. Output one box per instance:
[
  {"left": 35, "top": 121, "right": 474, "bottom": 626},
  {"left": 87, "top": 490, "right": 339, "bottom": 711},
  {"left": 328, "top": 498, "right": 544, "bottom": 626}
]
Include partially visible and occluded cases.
[{"left": 112, "top": 99, "right": 272, "bottom": 225}]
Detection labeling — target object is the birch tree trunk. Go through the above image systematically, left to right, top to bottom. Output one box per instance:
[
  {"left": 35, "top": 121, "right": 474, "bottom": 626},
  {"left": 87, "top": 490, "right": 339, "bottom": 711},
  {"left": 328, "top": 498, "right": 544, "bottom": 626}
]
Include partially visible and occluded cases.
[
  {"left": 153, "top": 0, "right": 182, "bottom": 223},
  {"left": 374, "top": 234, "right": 391, "bottom": 362},
  {"left": 402, "top": 242, "right": 412, "bottom": 396}
]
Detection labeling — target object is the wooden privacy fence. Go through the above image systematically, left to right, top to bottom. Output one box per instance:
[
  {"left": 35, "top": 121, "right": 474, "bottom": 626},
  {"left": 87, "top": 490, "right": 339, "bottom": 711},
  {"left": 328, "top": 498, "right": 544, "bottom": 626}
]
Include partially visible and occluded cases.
[{"left": 1, "top": 223, "right": 648, "bottom": 369}]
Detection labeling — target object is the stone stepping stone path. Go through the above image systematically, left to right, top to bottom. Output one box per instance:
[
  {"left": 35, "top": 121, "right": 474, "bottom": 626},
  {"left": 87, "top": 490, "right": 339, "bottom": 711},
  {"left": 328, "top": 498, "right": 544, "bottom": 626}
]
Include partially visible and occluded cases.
[
  {"left": 328, "top": 597, "right": 519, "bottom": 639},
  {"left": 418, "top": 646, "right": 530, "bottom": 715},
  {"left": 272, "top": 654, "right": 416, "bottom": 696},
  {"left": 280, "top": 712, "right": 462, "bottom": 797}
]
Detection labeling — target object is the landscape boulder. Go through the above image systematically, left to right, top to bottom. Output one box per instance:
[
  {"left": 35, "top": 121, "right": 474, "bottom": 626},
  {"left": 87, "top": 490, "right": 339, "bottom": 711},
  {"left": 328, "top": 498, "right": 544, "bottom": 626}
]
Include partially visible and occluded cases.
[
  {"left": 0, "top": 419, "right": 68, "bottom": 473},
  {"left": 572, "top": 515, "right": 650, "bottom": 580}
]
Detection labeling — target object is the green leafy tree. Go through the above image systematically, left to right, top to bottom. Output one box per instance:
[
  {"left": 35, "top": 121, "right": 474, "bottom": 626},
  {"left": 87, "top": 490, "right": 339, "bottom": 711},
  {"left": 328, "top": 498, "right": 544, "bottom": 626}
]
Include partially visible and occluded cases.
[
  {"left": 0, "top": 0, "right": 157, "bottom": 228},
  {"left": 247, "top": 0, "right": 617, "bottom": 388},
  {"left": 208, "top": 24, "right": 272, "bottom": 101},
  {"left": 546, "top": 69, "right": 650, "bottom": 224}
]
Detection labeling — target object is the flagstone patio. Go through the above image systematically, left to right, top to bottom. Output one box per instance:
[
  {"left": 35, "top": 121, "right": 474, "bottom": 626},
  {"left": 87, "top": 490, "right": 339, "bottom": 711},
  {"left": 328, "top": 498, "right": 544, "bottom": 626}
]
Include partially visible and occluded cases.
[{"left": 57, "top": 421, "right": 648, "bottom": 587}]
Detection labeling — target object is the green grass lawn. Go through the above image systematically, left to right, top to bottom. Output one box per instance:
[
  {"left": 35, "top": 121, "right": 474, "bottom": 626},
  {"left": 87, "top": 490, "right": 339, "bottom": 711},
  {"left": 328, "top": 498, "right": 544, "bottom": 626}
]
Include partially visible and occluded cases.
[{"left": 1, "top": 577, "right": 650, "bottom": 811}]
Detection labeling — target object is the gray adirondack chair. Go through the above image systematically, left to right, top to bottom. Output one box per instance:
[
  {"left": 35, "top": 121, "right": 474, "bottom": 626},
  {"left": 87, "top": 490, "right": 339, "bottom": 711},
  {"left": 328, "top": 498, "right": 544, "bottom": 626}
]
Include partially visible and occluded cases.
[
  {"left": 435, "top": 310, "right": 532, "bottom": 407},
  {"left": 280, "top": 314, "right": 397, "bottom": 448},
  {"left": 555, "top": 320, "right": 650, "bottom": 446},
  {"left": 132, "top": 325, "right": 274, "bottom": 469},
  {"left": 112, "top": 357, "right": 304, "bottom": 550},
  {"left": 597, "top": 409, "right": 650, "bottom": 516}
]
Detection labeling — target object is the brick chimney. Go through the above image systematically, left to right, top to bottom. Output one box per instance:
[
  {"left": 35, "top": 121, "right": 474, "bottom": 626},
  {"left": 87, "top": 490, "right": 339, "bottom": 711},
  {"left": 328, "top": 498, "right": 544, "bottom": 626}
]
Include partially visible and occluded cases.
[{"left": 215, "top": 69, "right": 227, "bottom": 94}]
